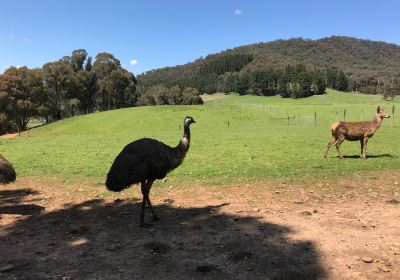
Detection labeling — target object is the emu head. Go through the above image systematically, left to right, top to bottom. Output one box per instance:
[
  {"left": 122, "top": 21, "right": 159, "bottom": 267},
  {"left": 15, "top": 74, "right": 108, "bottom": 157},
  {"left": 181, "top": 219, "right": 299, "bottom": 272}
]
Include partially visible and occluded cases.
[
  {"left": 377, "top": 106, "right": 390, "bottom": 118},
  {"left": 184, "top": 116, "right": 196, "bottom": 126}
]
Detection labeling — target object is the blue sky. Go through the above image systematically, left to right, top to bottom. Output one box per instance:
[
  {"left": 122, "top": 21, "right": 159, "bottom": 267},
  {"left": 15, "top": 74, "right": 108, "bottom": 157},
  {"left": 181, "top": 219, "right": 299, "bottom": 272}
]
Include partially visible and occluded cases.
[{"left": 1, "top": 0, "right": 399, "bottom": 75}]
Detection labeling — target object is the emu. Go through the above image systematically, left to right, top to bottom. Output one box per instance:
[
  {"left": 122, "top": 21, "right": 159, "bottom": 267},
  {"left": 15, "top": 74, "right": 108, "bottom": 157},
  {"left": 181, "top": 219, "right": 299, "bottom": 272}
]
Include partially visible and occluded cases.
[
  {"left": 324, "top": 106, "right": 390, "bottom": 159},
  {"left": 106, "top": 116, "right": 196, "bottom": 227},
  {"left": 0, "top": 154, "right": 16, "bottom": 184}
]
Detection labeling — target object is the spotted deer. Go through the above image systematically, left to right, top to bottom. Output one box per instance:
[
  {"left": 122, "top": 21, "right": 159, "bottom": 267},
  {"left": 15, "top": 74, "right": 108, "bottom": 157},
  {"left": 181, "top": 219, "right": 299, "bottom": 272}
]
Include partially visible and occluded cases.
[{"left": 324, "top": 106, "right": 390, "bottom": 159}]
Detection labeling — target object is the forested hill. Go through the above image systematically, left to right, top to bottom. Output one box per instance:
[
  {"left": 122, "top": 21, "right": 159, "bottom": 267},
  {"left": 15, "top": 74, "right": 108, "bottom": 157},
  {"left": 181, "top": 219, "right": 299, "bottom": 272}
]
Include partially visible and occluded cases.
[{"left": 137, "top": 36, "right": 400, "bottom": 95}]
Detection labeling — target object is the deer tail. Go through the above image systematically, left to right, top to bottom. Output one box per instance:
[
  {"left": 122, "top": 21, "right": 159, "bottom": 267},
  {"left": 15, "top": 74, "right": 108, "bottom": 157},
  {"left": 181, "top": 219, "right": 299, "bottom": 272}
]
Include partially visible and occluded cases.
[{"left": 331, "top": 122, "right": 340, "bottom": 135}]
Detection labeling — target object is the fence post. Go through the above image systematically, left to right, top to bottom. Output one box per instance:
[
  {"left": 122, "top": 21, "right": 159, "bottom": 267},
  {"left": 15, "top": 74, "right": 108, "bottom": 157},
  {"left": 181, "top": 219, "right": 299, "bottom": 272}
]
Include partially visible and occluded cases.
[
  {"left": 392, "top": 105, "right": 395, "bottom": 128},
  {"left": 344, "top": 109, "right": 347, "bottom": 122},
  {"left": 314, "top": 112, "right": 317, "bottom": 126},
  {"left": 228, "top": 121, "right": 230, "bottom": 128}
]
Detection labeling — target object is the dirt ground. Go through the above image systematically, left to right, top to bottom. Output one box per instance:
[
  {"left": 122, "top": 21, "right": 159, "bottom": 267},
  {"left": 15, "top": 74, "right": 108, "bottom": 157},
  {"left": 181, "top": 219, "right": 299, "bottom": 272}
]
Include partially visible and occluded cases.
[
  {"left": 0, "top": 133, "right": 18, "bottom": 139},
  {"left": 0, "top": 172, "right": 399, "bottom": 280}
]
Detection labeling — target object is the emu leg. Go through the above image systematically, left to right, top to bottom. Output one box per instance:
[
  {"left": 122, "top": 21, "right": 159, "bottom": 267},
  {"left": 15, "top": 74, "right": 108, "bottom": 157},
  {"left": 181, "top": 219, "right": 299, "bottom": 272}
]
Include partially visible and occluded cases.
[
  {"left": 324, "top": 137, "right": 337, "bottom": 158},
  {"left": 335, "top": 137, "right": 345, "bottom": 159},
  {"left": 145, "top": 179, "right": 159, "bottom": 221},
  {"left": 140, "top": 180, "right": 155, "bottom": 227}
]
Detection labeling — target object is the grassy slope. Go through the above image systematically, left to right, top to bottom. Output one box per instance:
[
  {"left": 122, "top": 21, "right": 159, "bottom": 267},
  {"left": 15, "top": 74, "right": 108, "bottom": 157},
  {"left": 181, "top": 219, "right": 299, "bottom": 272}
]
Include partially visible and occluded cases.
[{"left": 1, "top": 90, "right": 399, "bottom": 186}]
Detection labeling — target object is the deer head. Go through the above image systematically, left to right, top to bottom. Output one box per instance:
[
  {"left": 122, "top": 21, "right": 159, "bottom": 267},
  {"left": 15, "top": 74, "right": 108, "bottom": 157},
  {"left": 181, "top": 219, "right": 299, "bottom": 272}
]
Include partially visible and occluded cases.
[{"left": 377, "top": 106, "right": 390, "bottom": 118}]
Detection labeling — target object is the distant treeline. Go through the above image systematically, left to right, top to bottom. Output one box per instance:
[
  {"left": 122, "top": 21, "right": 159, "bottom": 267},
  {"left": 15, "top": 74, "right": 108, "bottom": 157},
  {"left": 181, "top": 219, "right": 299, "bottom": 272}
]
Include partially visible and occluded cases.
[
  {"left": 138, "top": 37, "right": 400, "bottom": 98},
  {"left": 0, "top": 49, "right": 202, "bottom": 134},
  {"left": 138, "top": 53, "right": 349, "bottom": 98},
  {"left": 137, "top": 85, "right": 203, "bottom": 106}
]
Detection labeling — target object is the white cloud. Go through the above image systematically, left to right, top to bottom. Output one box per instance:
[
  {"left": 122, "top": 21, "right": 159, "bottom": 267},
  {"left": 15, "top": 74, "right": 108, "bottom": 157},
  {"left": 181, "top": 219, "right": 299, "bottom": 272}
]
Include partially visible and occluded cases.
[
  {"left": 234, "top": 9, "right": 242, "bottom": 16},
  {"left": 9, "top": 35, "right": 14, "bottom": 40},
  {"left": 23, "top": 38, "right": 30, "bottom": 43},
  {"left": 129, "top": 59, "right": 138, "bottom": 66}
]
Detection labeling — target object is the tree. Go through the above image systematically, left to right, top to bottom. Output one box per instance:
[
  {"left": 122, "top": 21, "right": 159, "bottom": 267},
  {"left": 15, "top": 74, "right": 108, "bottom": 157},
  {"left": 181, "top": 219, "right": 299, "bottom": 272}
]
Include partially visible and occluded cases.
[
  {"left": 71, "top": 49, "right": 88, "bottom": 72},
  {"left": 92, "top": 53, "right": 121, "bottom": 79},
  {"left": 92, "top": 53, "right": 137, "bottom": 111},
  {"left": 85, "top": 56, "right": 93, "bottom": 72},
  {"left": 42, "top": 61, "right": 75, "bottom": 120},
  {"left": 326, "top": 68, "right": 338, "bottom": 89},
  {"left": 336, "top": 70, "right": 349, "bottom": 91},
  {"left": 292, "top": 71, "right": 312, "bottom": 98},
  {"left": 312, "top": 71, "right": 326, "bottom": 95},
  {"left": 0, "top": 74, "right": 36, "bottom": 131},
  {"left": 237, "top": 75, "right": 250, "bottom": 95},
  {"left": 278, "top": 75, "right": 290, "bottom": 98},
  {"left": 182, "top": 87, "right": 203, "bottom": 104}
]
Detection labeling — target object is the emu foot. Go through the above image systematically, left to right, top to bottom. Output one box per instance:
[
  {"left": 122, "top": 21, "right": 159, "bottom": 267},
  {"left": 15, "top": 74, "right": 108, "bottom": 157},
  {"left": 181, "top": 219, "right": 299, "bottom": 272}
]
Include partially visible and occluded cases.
[
  {"left": 339, "top": 156, "right": 344, "bottom": 159},
  {"left": 140, "top": 222, "right": 154, "bottom": 227}
]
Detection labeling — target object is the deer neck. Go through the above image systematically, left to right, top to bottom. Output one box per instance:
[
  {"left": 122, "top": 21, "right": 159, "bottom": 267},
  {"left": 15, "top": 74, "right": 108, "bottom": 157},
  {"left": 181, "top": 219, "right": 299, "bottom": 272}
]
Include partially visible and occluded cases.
[{"left": 372, "top": 114, "right": 383, "bottom": 129}]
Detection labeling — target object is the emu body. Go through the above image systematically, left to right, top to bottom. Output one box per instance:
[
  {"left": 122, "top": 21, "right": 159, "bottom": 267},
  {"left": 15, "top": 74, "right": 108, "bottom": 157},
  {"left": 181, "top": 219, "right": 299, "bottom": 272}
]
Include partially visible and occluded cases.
[
  {"left": 324, "top": 106, "right": 390, "bottom": 159},
  {"left": 106, "top": 116, "right": 195, "bottom": 227},
  {"left": 0, "top": 155, "right": 16, "bottom": 184}
]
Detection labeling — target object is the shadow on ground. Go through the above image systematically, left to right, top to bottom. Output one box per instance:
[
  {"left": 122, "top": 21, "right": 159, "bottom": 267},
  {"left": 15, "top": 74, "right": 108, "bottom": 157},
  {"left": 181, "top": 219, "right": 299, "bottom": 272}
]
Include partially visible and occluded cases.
[
  {"left": 340, "top": 153, "right": 394, "bottom": 159},
  {"left": 0, "top": 189, "right": 44, "bottom": 215},
  {"left": 0, "top": 190, "right": 326, "bottom": 280}
]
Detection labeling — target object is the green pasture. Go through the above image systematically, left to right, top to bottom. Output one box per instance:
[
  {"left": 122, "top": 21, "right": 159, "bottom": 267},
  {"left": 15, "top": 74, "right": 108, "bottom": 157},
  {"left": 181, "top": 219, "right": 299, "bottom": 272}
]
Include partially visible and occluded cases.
[{"left": 1, "top": 89, "right": 399, "bottom": 186}]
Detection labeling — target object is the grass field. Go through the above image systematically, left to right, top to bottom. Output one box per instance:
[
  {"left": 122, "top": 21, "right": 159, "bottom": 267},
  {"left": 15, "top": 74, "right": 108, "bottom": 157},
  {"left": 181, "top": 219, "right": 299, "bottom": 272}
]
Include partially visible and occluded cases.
[{"left": 1, "top": 89, "right": 399, "bottom": 186}]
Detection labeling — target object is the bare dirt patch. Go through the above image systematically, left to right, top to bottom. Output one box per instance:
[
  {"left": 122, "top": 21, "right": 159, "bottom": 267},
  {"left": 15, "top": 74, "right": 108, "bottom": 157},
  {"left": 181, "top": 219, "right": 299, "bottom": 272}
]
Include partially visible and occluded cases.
[
  {"left": 200, "top": 93, "right": 226, "bottom": 102},
  {"left": 0, "top": 133, "right": 19, "bottom": 139},
  {"left": 0, "top": 172, "right": 399, "bottom": 279}
]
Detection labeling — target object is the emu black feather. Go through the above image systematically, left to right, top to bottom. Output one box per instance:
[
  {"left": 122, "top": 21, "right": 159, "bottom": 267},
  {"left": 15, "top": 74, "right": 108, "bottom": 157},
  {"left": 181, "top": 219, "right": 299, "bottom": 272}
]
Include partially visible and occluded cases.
[
  {"left": 105, "top": 116, "right": 196, "bottom": 227},
  {"left": 105, "top": 138, "right": 187, "bottom": 191},
  {"left": 0, "top": 154, "right": 16, "bottom": 184}
]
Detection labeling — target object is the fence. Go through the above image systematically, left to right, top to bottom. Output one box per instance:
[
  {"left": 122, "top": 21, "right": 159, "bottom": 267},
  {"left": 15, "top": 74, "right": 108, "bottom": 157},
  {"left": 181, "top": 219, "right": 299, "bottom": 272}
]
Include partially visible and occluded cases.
[{"left": 266, "top": 104, "right": 396, "bottom": 127}]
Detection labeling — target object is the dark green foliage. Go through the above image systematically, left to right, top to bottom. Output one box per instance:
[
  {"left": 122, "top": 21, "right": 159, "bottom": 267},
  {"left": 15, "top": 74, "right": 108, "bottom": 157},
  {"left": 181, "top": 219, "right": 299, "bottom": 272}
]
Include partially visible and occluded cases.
[
  {"left": 138, "top": 36, "right": 400, "bottom": 95},
  {"left": 0, "top": 49, "right": 139, "bottom": 133},
  {"left": 138, "top": 54, "right": 254, "bottom": 93},
  {"left": 198, "top": 54, "right": 253, "bottom": 75},
  {"left": 0, "top": 71, "right": 37, "bottom": 132},
  {"left": 312, "top": 71, "right": 326, "bottom": 95},
  {"left": 336, "top": 71, "right": 349, "bottom": 91},
  {"left": 237, "top": 75, "right": 250, "bottom": 95},
  {"left": 137, "top": 85, "right": 203, "bottom": 106}
]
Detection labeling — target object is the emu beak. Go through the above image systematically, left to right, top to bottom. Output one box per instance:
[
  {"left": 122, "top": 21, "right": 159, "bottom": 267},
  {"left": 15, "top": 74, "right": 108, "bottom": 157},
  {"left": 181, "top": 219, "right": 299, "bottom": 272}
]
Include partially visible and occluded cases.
[{"left": 192, "top": 119, "right": 196, "bottom": 123}]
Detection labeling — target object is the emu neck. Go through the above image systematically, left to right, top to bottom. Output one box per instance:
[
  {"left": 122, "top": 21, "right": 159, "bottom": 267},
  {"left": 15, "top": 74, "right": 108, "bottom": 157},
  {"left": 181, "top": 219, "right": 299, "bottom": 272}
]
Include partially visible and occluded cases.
[
  {"left": 372, "top": 114, "right": 383, "bottom": 128},
  {"left": 177, "top": 124, "right": 191, "bottom": 152}
]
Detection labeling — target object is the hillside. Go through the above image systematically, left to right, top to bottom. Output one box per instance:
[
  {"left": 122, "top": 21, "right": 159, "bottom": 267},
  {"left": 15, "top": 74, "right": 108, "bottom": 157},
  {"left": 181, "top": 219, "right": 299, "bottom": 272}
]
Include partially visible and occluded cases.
[
  {"left": 137, "top": 36, "right": 400, "bottom": 93},
  {"left": 2, "top": 90, "right": 399, "bottom": 185}
]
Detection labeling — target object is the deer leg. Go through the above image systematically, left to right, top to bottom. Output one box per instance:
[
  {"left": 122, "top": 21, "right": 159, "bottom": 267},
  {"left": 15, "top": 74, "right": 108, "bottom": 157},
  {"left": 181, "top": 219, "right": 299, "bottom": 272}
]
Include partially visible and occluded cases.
[
  {"left": 324, "top": 137, "right": 337, "bottom": 158},
  {"left": 335, "top": 137, "right": 345, "bottom": 159},
  {"left": 362, "top": 137, "right": 369, "bottom": 159},
  {"left": 360, "top": 139, "right": 365, "bottom": 158},
  {"left": 140, "top": 180, "right": 155, "bottom": 227}
]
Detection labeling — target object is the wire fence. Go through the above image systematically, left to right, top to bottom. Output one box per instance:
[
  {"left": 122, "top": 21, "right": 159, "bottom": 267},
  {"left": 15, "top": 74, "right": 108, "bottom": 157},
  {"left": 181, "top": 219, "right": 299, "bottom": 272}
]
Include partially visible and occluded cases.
[{"left": 266, "top": 104, "right": 397, "bottom": 127}]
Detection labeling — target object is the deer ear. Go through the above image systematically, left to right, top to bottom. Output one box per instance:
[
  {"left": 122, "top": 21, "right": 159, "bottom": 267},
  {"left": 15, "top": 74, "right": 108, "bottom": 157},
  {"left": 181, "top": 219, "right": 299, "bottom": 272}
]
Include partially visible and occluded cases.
[{"left": 377, "top": 106, "right": 381, "bottom": 113}]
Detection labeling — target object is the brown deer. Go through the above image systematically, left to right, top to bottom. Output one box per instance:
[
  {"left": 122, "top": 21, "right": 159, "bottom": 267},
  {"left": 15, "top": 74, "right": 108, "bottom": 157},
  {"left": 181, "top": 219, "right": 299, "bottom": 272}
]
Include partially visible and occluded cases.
[{"left": 324, "top": 106, "right": 390, "bottom": 159}]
